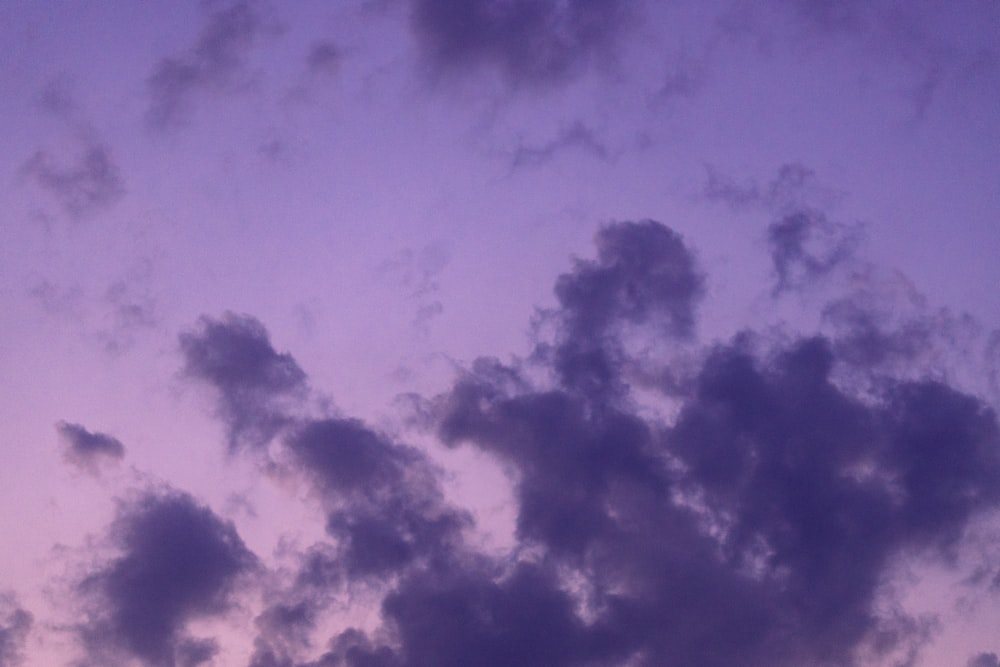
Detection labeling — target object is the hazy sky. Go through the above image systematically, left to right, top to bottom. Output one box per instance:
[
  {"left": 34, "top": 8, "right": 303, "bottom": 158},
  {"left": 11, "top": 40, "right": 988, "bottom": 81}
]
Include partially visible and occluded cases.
[{"left": 2, "top": 2, "right": 1000, "bottom": 666}]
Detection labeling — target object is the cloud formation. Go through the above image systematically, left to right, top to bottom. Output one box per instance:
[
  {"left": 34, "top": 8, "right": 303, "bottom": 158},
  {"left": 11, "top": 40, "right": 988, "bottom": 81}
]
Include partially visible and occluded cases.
[
  {"left": 409, "top": 0, "right": 633, "bottom": 87},
  {"left": 146, "top": 1, "right": 267, "bottom": 128},
  {"left": 169, "top": 219, "right": 1000, "bottom": 665},
  {"left": 56, "top": 421, "right": 126, "bottom": 474},
  {"left": 75, "top": 489, "right": 256, "bottom": 666}
]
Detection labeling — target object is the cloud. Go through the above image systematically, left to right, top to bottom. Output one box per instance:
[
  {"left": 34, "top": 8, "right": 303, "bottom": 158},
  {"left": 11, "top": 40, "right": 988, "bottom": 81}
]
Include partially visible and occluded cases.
[
  {"left": 409, "top": 0, "right": 633, "bottom": 88},
  {"left": 146, "top": 1, "right": 268, "bottom": 129},
  {"left": 508, "top": 121, "right": 611, "bottom": 169},
  {"left": 20, "top": 143, "right": 124, "bottom": 219},
  {"left": 703, "top": 162, "right": 831, "bottom": 213},
  {"left": 767, "top": 209, "right": 859, "bottom": 293},
  {"left": 174, "top": 220, "right": 1000, "bottom": 666},
  {"left": 421, "top": 220, "right": 1000, "bottom": 666},
  {"left": 541, "top": 220, "right": 704, "bottom": 397},
  {"left": 179, "top": 312, "right": 308, "bottom": 452},
  {"left": 245, "top": 415, "right": 471, "bottom": 664},
  {"left": 56, "top": 421, "right": 126, "bottom": 474},
  {"left": 75, "top": 489, "right": 256, "bottom": 666},
  {"left": 0, "top": 593, "right": 32, "bottom": 667},
  {"left": 970, "top": 653, "right": 1000, "bottom": 667}
]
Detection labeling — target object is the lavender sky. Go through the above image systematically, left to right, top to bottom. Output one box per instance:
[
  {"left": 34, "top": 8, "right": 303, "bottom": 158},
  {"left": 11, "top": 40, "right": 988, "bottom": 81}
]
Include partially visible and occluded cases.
[{"left": 2, "top": 2, "right": 1000, "bottom": 666}]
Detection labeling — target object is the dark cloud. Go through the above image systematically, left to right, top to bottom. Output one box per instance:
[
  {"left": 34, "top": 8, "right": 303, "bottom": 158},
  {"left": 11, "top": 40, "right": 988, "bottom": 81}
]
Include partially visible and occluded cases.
[
  {"left": 409, "top": 0, "right": 633, "bottom": 88},
  {"left": 146, "top": 1, "right": 267, "bottom": 128},
  {"left": 509, "top": 121, "right": 611, "bottom": 169},
  {"left": 20, "top": 143, "right": 124, "bottom": 219},
  {"left": 176, "top": 219, "right": 1000, "bottom": 666},
  {"left": 419, "top": 220, "right": 1000, "bottom": 666},
  {"left": 542, "top": 220, "right": 703, "bottom": 397},
  {"left": 180, "top": 312, "right": 308, "bottom": 451},
  {"left": 177, "top": 317, "right": 472, "bottom": 664},
  {"left": 246, "top": 416, "right": 472, "bottom": 665},
  {"left": 56, "top": 421, "right": 125, "bottom": 474},
  {"left": 75, "top": 489, "right": 256, "bottom": 666},
  {"left": 0, "top": 593, "right": 32, "bottom": 667}
]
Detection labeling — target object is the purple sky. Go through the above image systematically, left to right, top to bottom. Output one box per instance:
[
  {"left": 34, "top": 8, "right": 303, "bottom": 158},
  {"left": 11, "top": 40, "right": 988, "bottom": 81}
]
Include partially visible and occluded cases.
[{"left": 2, "top": 2, "right": 1000, "bottom": 665}]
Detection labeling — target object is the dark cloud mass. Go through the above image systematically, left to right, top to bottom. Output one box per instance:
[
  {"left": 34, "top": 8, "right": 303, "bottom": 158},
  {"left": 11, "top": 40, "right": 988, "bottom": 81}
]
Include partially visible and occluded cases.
[
  {"left": 410, "top": 0, "right": 633, "bottom": 87},
  {"left": 147, "top": 1, "right": 266, "bottom": 128},
  {"left": 169, "top": 220, "right": 1000, "bottom": 666},
  {"left": 180, "top": 312, "right": 308, "bottom": 451},
  {"left": 56, "top": 421, "right": 125, "bottom": 473},
  {"left": 76, "top": 489, "right": 256, "bottom": 666},
  {"left": 0, "top": 593, "right": 32, "bottom": 667}
]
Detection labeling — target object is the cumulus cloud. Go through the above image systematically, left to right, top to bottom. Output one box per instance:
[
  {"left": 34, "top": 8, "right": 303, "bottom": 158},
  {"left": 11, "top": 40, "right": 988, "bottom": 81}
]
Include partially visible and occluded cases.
[
  {"left": 409, "top": 0, "right": 633, "bottom": 88},
  {"left": 146, "top": 1, "right": 268, "bottom": 128},
  {"left": 20, "top": 143, "right": 124, "bottom": 219},
  {"left": 169, "top": 220, "right": 1000, "bottom": 666},
  {"left": 540, "top": 220, "right": 704, "bottom": 398},
  {"left": 180, "top": 312, "right": 308, "bottom": 452},
  {"left": 56, "top": 421, "right": 125, "bottom": 474},
  {"left": 75, "top": 489, "right": 256, "bottom": 666},
  {"left": 0, "top": 593, "right": 32, "bottom": 667}
]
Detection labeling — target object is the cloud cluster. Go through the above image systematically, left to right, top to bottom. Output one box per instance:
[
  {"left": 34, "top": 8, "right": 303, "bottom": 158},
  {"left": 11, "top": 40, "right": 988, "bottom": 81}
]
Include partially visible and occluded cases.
[
  {"left": 409, "top": 0, "right": 633, "bottom": 87},
  {"left": 57, "top": 218, "right": 999, "bottom": 665},
  {"left": 171, "top": 219, "right": 1000, "bottom": 666}
]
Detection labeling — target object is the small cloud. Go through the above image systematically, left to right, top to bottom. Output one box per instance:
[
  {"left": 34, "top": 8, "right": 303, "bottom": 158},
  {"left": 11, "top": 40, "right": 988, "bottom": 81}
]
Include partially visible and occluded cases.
[
  {"left": 146, "top": 1, "right": 270, "bottom": 129},
  {"left": 306, "top": 40, "right": 343, "bottom": 76},
  {"left": 36, "top": 73, "right": 77, "bottom": 116},
  {"left": 509, "top": 121, "right": 611, "bottom": 169},
  {"left": 21, "top": 143, "right": 124, "bottom": 219},
  {"left": 767, "top": 209, "right": 860, "bottom": 294},
  {"left": 56, "top": 421, "right": 126, "bottom": 475},
  {"left": 969, "top": 652, "right": 1000, "bottom": 667}
]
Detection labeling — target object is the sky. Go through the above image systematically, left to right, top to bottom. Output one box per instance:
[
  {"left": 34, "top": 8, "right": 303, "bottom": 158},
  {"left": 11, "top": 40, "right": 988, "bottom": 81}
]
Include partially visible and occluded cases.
[{"left": 1, "top": 1, "right": 1000, "bottom": 665}]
